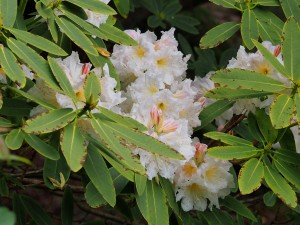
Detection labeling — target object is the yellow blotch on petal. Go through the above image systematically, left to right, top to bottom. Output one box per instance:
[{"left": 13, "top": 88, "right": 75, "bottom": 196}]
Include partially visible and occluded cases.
[
  {"left": 136, "top": 46, "right": 145, "bottom": 58},
  {"left": 157, "top": 58, "right": 168, "bottom": 67},
  {"left": 257, "top": 64, "right": 271, "bottom": 75},
  {"left": 157, "top": 102, "right": 166, "bottom": 111},
  {"left": 182, "top": 162, "right": 197, "bottom": 177},
  {"left": 205, "top": 167, "right": 218, "bottom": 182}
]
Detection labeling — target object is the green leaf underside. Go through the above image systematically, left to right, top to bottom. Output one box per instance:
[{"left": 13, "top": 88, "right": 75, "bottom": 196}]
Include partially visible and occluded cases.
[
  {"left": 241, "top": 9, "right": 259, "bottom": 50},
  {"left": 0, "top": 46, "right": 26, "bottom": 88},
  {"left": 211, "top": 69, "right": 288, "bottom": 92},
  {"left": 205, "top": 87, "right": 272, "bottom": 99},
  {"left": 270, "top": 94, "right": 294, "bottom": 129},
  {"left": 23, "top": 108, "right": 76, "bottom": 134},
  {"left": 61, "top": 122, "right": 87, "bottom": 172},
  {"left": 204, "top": 131, "right": 253, "bottom": 146},
  {"left": 207, "top": 146, "right": 261, "bottom": 160},
  {"left": 238, "top": 158, "right": 264, "bottom": 194},
  {"left": 264, "top": 164, "right": 297, "bottom": 208}
]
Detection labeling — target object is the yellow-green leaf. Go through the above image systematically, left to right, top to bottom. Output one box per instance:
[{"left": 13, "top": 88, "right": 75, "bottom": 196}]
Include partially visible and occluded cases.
[
  {"left": 0, "top": 0, "right": 17, "bottom": 28},
  {"left": 65, "top": 0, "right": 116, "bottom": 15},
  {"left": 241, "top": 9, "right": 259, "bottom": 50},
  {"left": 84, "top": 72, "right": 101, "bottom": 107},
  {"left": 5, "top": 129, "right": 24, "bottom": 150},
  {"left": 204, "top": 132, "right": 253, "bottom": 146},
  {"left": 207, "top": 146, "right": 261, "bottom": 160}
]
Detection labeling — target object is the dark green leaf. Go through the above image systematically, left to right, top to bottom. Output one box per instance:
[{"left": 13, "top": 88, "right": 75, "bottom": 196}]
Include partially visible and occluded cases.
[
  {"left": 65, "top": 0, "right": 116, "bottom": 15},
  {"left": 256, "top": 109, "right": 278, "bottom": 143},
  {"left": 5, "top": 129, "right": 24, "bottom": 150},
  {"left": 61, "top": 187, "right": 73, "bottom": 225},
  {"left": 263, "top": 191, "right": 277, "bottom": 207},
  {"left": 0, "top": 207, "right": 16, "bottom": 225}
]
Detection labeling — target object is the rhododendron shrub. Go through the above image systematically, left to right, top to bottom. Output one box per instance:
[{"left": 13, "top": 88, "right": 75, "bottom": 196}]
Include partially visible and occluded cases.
[{"left": 1, "top": 0, "right": 300, "bottom": 224}]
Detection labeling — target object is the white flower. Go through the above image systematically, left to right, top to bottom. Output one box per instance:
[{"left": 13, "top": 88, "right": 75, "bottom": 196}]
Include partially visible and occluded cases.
[{"left": 85, "top": 0, "right": 110, "bottom": 28}]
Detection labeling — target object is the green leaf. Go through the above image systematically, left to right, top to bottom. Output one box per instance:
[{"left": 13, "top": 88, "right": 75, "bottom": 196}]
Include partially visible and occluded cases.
[
  {"left": 0, "top": 0, "right": 17, "bottom": 28},
  {"left": 65, "top": 0, "right": 116, "bottom": 15},
  {"left": 113, "top": 0, "right": 130, "bottom": 18},
  {"left": 208, "top": 0, "right": 240, "bottom": 9},
  {"left": 252, "top": 0, "right": 279, "bottom": 6},
  {"left": 280, "top": 0, "right": 300, "bottom": 23},
  {"left": 14, "top": 9, "right": 26, "bottom": 30},
  {"left": 241, "top": 9, "right": 259, "bottom": 50},
  {"left": 147, "top": 15, "right": 162, "bottom": 28},
  {"left": 167, "top": 15, "right": 199, "bottom": 34},
  {"left": 55, "top": 16, "right": 98, "bottom": 56},
  {"left": 49, "top": 17, "right": 59, "bottom": 43},
  {"left": 282, "top": 17, "right": 300, "bottom": 83},
  {"left": 200, "top": 22, "right": 240, "bottom": 49},
  {"left": 99, "top": 23, "right": 137, "bottom": 45},
  {"left": 9, "top": 28, "right": 67, "bottom": 56},
  {"left": 7, "top": 38, "right": 61, "bottom": 92},
  {"left": 252, "top": 39, "right": 289, "bottom": 78},
  {"left": 0, "top": 46, "right": 26, "bottom": 88},
  {"left": 48, "top": 57, "right": 76, "bottom": 99},
  {"left": 211, "top": 69, "right": 287, "bottom": 92},
  {"left": 84, "top": 73, "right": 101, "bottom": 106},
  {"left": 205, "top": 87, "right": 272, "bottom": 99},
  {"left": 270, "top": 94, "right": 294, "bottom": 129},
  {"left": 295, "top": 94, "right": 300, "bottom": 126},
  {"left": 0, "top": 98, "right": 31, "bottom": 116},
  {"left": 196, "top": 100, "right": 234, "bottom": 130},
  {"left": 97, "top": 106, "right": 147, "bottom": 131},
  {"left": 23, "top": 108, "right": 76, "bottom": 134},
  {"left": 256, "top": 109, "right": 278, "bottom": 143},
  {"left": 247, "top": 112, "right": 265, "bottom": 143},
  {"left": 0, "top": 117, "right": 15, "bottom": 127},
  {"left": 100, "top": 120, "right": 184, "bottom": 160},
  {"left": 60, "top": 121, "right": 87, "bottom": 172},
  {"left": 5, "top": 129, "right": 24, "bottom": 150},
  {"left": 204, "top": 131, "right": 253, "bottom": 146},
  {"left": 24, "top": 134, "right": 60, "bottom": 160},
  {"left": 84, "top": 144, "right": 116, "bottom": 206},
  {"left": 207, "top": 146, "right": 261, "bottom": 160},
  {"left": 274, "top": 149, "right": 300, "bottom": 165},
  {"left": 238, "top": 158, "right": 264, "bottom": 194},
  {"left": 274, "top": 159, "right": 300, "bottom": 189},
  {"left": 264, "top": 164, "right": 297, "bottom": 208},
  {"left": 135, "top": 173, "right": 147, "bottom": 196},
  {"left": 160, "top": 177, "right": 180, "bottom": 218},
  {"left": 0, "top": 178, "right": 8, "bottom": 197},
  {"left": 136, "top": 180, "right": 169, "bottom": 225},
  {"left": 61, "top": 187, "right": 73, "bottom": 225},
  {"left": 263, "top": 191, "right": 277, "bottom": 207},
  {"left": 13, "top": 193, "right": 26, "bottom": 225},
  {"left": 20, "top": 195, "right": 54, "bottom": 225},
  {"left": 221, "top": 196, "right": 257, "bottom": 222},
  {"left": 0, "top": 207, "right": 16, "bottom": 225},
  {"left": 202, "top": 208, "right": 233, "bottom": 225}
]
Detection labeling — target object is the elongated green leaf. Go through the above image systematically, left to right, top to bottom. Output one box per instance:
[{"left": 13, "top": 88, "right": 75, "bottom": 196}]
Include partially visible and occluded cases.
[
  {"left": 0, "top": 0, "right": 17, "bottom": 28},
  {"left": 65, "top": 0, "right": 116, "bottom": 15},
  {"left": 113, "top": 0, "right": 130, "bottom": 18},
  {"left": 209, "top": 0, "right": 240, "bottom": 9},
  {"left": 252, "top": 0, "right": 279, "bottom": 6},
  {"left": 280, "top": 0, "right": 300, "bottom": 23},
  {"left": 254, "top": 8, "right": 284, "bottom": 32},
  {"left": 241, "top": 9, "right": 259, "bottom": 50},
  {"left": 167, "top": 15, "right": 199, "bottom": 34},
  {"left": 55, "top": 16, "right": 98, "bottom": 56},
  {"left": 49, "top": 17, "right": 59, "bottom": 43},
  {"left": 282, "top": 17, "right": 300, "bottom": 83},
  {"left": 256, "top": 20, "right": 281, "bottom": 45},
  {"left": 200, "top": 22, "right": 240, "bottom": 49},
  {"left": 99, "top": 23, "right": 137, "bottom": 46},
  {"left": 9, "top": 28, "right": 67, "bottom": 56},
  {"left": 7, "top": 38, "right": 61, "bottom": 92},
  {"left": 252, "top": 39, "right": 289, "bottom": 78},
  {"left": 0, "top": 46, "right": 26, "bottom": 88},
  {"left": 48, "top": 57, "right": 76, "bottom": 99},
  {"left": 211, "top": 69, "right": 287, "bottom": 92},
  {"left": 84, "top": 73, "right": 101, "bottom": 106},
  {"left": 205, "top": 87, "right": 272, "bottom": 99},
  {"left": 270, "top": 94, "right": 294, "bottom": 129},
  {"left": 0, "top": 98, "right": 31, "bottom": 116},
  {"left": 196, "top": 100, "right": 234, "bottom": 130},
  {"left": 97, "top": 106, "right": 147, "bottom": 131},
  {"left": 23, "top": 108, "right": 76, "bottom": 134},
  {"left": 256, "top": 108, "right": 278, "bottom": 143},
  {"left": 0, "top": 117, "right": 15, "bottom": 127},
  {"left": 90, "top": 117, "right": 146, "bottom": 174},
  {"left": 101, "top": 120, "right": 184, "bottom": 160},
  {"left": 61, "top": 121, "right": 87, "bottom": 172},
  {"left": 5, "top": 129, "right": 24, "bottom": 150},
  {"left": 204, "top": 132, "right": 253, "bottom": 146},
  {"left": 25, "top": 134, "right": 60, "bottom": 160},
  {"left": 84, "top": 144, "right": 116, "bottom": 206},
  {"left": 207, "top": 146, "right": 261, "bottom": 160},
  {"left": 274, "top": 149, "right": 300, "bottom": 165},
  {"left": 238, "top": 158, "right": 264, "bottom": 194},
  {"left": 274, "top": 159, "right": 300, "bottom": 189},
  {"left": 264, "top": 164, "right": 297, "bottom": 208},
  {"left": 135, "top": 173, "right": 147, "bottom": 196},
  {"left": 160, "top": 177, "right": 180, "bottom": 218},
  {"left": 0, "top": 178, "right": 8, "bottom": 196},
  {"left": 136, "top": 180, "right": 168, "bottom": 225},
  {"left": 61, "top": 187, "right": 73, "bottom": 225},
  {"left": 263, "top": 191, "right": 277, "bottom": 207},
  {"left": 13, "top": 193, "right": 26, "bottom": 225},
  {"left": 20, "top": 195, "right": 54, "bottom": 225},
  {"left": 221, "top": 195, "right": 257, "bottom": 222},
  {"left": 0, "top": 207, "right": 16, "bottom": 225},
  {"left": 202, "top": 208, "right": 233, "bottom": 225}
]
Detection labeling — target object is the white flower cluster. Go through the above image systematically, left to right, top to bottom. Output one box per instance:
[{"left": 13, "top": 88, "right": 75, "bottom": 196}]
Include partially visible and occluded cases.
[
  {"left": 85, "top": 0, "right": 110, "bottom": 28},
  {"left": 111, "top": 28, "right": 234, "bottom": 211}
]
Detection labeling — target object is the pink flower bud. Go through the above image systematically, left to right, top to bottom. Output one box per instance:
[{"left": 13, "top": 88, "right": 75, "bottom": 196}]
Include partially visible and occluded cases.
[
  {"left": 273, "top": 45, "right": 281, "bottom": 57},
  {"left": 82, "top": 63, "right": 92, "bottom": 75},
  {"left": 195, "top": 143, "right": 207, "bottom": 165}
]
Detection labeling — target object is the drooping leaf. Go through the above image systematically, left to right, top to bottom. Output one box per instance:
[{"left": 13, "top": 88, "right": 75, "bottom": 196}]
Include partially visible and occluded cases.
[
  {"left": 0, "top": 0, "right": 17, "bottom": 28},
  {"left": 65, "top": 0, "right": 116, "bottom": 15},
  {"left": 241, "top": 9, "right": 259, "bottom": 50},
  {"left": 200, "top": 22, "right": 240, "bottom": 49},
  {"left": 0, "top": 46, "right": 26, "bottom": 88},
  {"left": 270, "top": 94, "right": 294, "bottom": 129},
  {"left": 23, "top": 108, "right": 76, "bottom": 134},
  {"left": 60, "top": 121, "right": 87, "bottom": 172},
  {"left": 5, "top": 129, "right": 24, "bottom": 150},
  {"left": 204, "top": 131, "right": 253, "bottom": 146},
  {"left": 207, "top": 146, "right": 261, "bottom": 160},
  {"left": 238, "top": 158, "right": 264, "bottom": 194},
  {"left": 264, "top": 164, "right": 297, "bottom": 208},
  {"left": 135, "top": 173, "right": 147, "bottom": 196},
  {"left": 61, "top": 187, "right": 73, "bottom": 225}
]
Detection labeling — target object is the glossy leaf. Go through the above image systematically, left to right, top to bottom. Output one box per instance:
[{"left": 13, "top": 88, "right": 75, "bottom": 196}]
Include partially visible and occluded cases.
[
  {"left": 0, "top": 0, "right": 17, "bottom": 28},
  {"left": 65, "top": 0, "right": 116, "bottom": 15},
  {"left": 241, "top": 9, "right": 259, "bottom": 50},
  {"left": 200, "top": 22, "right": 240, "bottom": 49},
  {"left": 9, "top": 28, "right": 67, "bottom": 56},
  {"left": 0, "top": 46, "right": 26, "bottom": 88},
  {"left": 84, "top": 72, "right": 101, "bottom": 106},
  {"left": 270, "top": 94, "right": 294, "bottom": 129},
  {"left": 23, "top": 108, "right": 76, "bottom": 134},
  {"left": 60, "top": 121, "right": 87, "bottom": 172},
  {"left": 5, "top": 129, "right": 24, "bottom": 150},
  {"left": 204, "top": 131, "right": 253, "bottom": 146},
  {"left": 24, "top": 134, "right": 60, "bottom": 160},
  {"left": 84, "top": 144, "right": 116, "bottom": 206},
  {"left": 207, "top": 146, "right": 261, "bottom": 160},
  {"left": 238, "top": 158, "right": 264, "bottom": 194},
  {"left": 264, "top": 164, "right": 297, "bottom": 208},
  {"left": 61, "top": 187, "right": 73, "bottom": 225}
]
